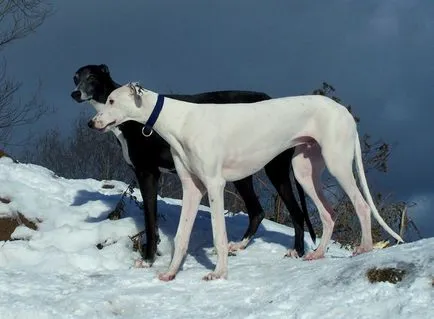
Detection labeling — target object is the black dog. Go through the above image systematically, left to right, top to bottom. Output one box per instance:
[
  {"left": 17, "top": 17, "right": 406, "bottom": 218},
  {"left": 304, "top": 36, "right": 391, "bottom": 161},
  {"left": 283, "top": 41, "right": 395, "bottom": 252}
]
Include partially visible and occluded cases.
[{"left": 71, "top": 64, "right": 315, "bottom": 265}]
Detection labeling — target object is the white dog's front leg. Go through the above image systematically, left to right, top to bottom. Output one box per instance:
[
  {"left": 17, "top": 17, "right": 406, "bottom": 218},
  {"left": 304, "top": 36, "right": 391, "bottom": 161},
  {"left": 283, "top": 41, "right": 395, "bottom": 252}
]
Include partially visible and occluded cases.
[
  {"left": 158, "top": 156, "right": 205, "bottom": 282},
  {"left": 203, "top": 178, "right": 228, "bottom": 281}
]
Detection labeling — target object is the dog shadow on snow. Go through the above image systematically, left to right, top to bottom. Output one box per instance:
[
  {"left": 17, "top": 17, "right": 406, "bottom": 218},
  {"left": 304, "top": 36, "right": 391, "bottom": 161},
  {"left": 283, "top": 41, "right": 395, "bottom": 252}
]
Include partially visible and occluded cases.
[
  {"left": 71, "top": 189, "right": 298, "bottom": 271},
  {"left": 71, "top": 189, "right": 146, "bottom": 232},
  {"left": 71, "top": 190, "right": 125, "bottom": 221},
  {"left": 154, "top": 202, "right": 299, "bottom": 271}
]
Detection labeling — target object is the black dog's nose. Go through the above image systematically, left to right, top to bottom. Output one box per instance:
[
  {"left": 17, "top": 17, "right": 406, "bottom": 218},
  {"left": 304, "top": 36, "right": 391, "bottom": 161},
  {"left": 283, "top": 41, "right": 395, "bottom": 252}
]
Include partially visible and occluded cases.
[
  {"left": 71, "top": 90, "right": 82, "bottom": 102},
  {"left": 87, "top": 119, "right": 94, "bottom": 128}
]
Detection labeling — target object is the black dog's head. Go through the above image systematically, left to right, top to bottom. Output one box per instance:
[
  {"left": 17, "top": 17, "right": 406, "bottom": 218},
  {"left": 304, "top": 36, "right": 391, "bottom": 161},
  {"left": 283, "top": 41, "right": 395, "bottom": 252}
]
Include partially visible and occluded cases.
[{"left": 71, "top": 64, "right": 115, "bottom": 104}]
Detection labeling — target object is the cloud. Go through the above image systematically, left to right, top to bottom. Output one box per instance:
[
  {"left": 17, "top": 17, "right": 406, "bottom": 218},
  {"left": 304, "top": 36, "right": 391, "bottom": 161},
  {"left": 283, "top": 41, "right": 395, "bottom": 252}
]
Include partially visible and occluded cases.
[{"left": 368, "top": 6, "right": 400, "bottom": 38}]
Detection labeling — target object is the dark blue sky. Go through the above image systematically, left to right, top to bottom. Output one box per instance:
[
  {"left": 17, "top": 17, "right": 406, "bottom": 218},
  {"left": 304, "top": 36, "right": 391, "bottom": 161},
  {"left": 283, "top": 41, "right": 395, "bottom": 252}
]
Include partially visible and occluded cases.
[{"left": 4, "top": 0, "right": 434, "bottom": 237}]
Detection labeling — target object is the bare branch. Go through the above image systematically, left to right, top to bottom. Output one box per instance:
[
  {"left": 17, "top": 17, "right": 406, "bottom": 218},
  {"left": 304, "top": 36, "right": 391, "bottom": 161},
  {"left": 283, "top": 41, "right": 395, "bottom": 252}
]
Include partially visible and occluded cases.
[
  {"left": 0, "top": 1, "right": 54, "bottom": 50},
  {"left": 0, "top": 1, "right": 53, "bottom": 147},
  {"left": 0, "top": 63, "right": 52, "bottom": 146},
  {"left": 23, "top": 111, "right": 134, "bottom": 181}
]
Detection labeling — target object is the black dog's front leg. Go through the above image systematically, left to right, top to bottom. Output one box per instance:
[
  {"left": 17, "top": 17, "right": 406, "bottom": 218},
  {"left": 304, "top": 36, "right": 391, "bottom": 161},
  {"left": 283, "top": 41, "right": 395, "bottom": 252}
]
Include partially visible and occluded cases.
[{"left": 135, "top": 168, "right": 161, "bottom": 266}]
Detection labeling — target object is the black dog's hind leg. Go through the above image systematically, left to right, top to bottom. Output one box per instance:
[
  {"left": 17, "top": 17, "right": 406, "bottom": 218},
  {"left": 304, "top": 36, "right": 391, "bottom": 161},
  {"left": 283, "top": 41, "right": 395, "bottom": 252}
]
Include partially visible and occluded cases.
[
  {"left": 265, "top": 149, "right": 312, "bottom": 257},
  {"left": 134, "top": 168, "right": 161, "bottom": 267},
  {"left": 294, "top": 170, "right": 316, "bottom": 243},
  {"left": 230, "top": 176, "right": 265, "bottom": 251}
]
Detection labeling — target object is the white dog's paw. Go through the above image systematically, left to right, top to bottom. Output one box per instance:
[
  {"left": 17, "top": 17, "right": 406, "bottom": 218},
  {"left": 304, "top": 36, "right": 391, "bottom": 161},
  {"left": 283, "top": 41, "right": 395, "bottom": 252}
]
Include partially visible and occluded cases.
[{"left": 158, "top": 272, "right": 176, "bottom": 282}]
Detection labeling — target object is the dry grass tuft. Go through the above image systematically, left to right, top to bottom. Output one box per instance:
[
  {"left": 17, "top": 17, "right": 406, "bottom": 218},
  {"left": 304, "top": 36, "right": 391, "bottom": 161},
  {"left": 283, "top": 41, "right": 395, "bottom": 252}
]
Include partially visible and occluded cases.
[
  {"left": 0, "top": 197, "right": 11, "bottom": 204},
  {"left": 366, "top": 267, "right": 406, "bottom": 284}
]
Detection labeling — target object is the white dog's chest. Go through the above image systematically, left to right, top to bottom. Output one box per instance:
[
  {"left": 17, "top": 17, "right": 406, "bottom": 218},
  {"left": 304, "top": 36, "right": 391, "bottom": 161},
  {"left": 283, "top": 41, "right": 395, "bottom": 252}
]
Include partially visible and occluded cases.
[{"left": 111, "top": 128, "right": 133, "bottom": 166}]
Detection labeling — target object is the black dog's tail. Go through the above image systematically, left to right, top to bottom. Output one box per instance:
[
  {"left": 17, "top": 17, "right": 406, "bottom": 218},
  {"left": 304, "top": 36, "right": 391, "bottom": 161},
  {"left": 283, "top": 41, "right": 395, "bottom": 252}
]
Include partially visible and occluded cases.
[{"left": 294, "top": 175, "right": 316, "bottom": 243}]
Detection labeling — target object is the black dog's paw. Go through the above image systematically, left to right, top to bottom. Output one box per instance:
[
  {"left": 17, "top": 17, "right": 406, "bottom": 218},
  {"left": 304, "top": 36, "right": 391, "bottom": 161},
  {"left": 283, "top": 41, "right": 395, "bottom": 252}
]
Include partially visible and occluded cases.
[
  {"left": 137, "top": 243, "right": 162, "bottom": 264},
  {"left": 209, "top": 248, "right": 237, "bottom": 257}
]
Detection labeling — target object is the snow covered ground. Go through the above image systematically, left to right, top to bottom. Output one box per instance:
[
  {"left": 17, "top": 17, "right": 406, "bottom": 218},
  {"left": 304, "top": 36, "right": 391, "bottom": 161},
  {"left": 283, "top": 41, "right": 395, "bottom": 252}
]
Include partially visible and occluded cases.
[{"left": 0, "top": 157, "right": 433, "bottom": 319}]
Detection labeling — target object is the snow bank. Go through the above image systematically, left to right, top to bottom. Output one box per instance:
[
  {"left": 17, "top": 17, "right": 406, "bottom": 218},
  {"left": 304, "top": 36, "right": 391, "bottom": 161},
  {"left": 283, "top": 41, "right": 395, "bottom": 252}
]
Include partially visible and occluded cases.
[{"left": 0, "top": 158, "right": 432, "bottom": 319}]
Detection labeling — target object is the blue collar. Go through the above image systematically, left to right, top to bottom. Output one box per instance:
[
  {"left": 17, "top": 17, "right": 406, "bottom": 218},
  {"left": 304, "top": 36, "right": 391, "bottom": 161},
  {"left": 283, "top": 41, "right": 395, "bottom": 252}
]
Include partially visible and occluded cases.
[{"left": 141, "top": 94, "right": 165, "bottom": 137}]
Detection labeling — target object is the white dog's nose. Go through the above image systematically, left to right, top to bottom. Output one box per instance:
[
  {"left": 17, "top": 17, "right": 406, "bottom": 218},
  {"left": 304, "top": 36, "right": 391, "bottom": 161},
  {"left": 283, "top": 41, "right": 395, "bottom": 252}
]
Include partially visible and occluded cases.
[{"left": 87, "top": 119, "right": 94, "bottom": 128}]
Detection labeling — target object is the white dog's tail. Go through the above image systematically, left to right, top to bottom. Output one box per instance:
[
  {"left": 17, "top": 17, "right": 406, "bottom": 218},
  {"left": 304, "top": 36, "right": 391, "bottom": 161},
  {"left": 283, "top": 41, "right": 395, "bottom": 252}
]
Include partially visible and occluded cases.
[{"left": 354, "top": 132, "right": 404, "bottom": 243}]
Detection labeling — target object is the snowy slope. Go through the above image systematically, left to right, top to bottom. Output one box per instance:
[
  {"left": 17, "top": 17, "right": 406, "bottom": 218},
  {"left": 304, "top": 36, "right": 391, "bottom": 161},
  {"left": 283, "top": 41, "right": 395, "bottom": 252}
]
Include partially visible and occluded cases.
[{"left": 0, "top": 157, "right": 432, "bottom": 319}]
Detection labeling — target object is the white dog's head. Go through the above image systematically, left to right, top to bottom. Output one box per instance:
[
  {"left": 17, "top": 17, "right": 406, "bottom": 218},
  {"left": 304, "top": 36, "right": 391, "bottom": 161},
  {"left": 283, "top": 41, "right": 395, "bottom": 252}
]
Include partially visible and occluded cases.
[{"left": 88, "top": 82, "right": 147, "bottom": 132}]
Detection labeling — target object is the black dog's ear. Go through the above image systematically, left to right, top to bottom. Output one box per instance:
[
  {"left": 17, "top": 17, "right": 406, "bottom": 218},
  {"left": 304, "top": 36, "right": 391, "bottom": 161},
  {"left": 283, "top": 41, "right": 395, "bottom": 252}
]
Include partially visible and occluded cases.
[{"left": 99, "top": 64, "right": 110, "bottom": 74}]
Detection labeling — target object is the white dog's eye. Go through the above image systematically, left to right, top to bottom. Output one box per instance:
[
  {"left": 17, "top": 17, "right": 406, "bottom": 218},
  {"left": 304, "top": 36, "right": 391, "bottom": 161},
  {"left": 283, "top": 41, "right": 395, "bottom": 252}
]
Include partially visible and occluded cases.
[{"left": 109, "top": 99, "right": 114, "bottom": 105}]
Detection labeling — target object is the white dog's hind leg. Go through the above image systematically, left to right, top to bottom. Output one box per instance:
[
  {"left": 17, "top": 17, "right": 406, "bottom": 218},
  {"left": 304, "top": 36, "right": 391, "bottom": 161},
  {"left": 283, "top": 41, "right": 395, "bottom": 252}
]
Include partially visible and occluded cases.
[
  {"left": 321, "top": 137, "right": 373, "bottom": 255},
  {"left": 292, "top": 143, "right": 334, "bottom": 260},
  {"left": 158, "top": 156, "right": 206, "bottom": 281},
  {"left": 203, "top": 177, "right": 229, "bottom": 281}
]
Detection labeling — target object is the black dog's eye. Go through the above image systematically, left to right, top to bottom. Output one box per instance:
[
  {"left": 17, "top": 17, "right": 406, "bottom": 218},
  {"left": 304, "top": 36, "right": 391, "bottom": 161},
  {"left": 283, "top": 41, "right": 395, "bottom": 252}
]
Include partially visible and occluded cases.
[{"left": 109, "top": 99, "right": 114, "bottom": 105}]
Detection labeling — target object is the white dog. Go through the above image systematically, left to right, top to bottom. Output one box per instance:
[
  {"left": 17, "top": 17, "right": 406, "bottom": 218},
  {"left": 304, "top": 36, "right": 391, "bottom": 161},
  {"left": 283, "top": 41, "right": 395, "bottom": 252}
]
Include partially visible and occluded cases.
[{"left": 89, "top": 82, "right": 403, "bottom": 281}]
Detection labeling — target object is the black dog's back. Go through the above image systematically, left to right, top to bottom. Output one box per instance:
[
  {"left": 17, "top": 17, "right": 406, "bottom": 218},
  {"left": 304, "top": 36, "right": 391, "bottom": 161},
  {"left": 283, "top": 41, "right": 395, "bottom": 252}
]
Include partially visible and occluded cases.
[{"left": 169, "top": 91, "right": 271, "bottom": 104}]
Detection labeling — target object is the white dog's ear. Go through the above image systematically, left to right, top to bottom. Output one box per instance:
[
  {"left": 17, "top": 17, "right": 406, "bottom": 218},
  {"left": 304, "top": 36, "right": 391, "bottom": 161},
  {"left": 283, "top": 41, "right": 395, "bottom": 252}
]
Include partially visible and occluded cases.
[
  {"left": 127, "top": 82, "right": 142, "bottom": 108},
  {"left": 128, "top": 82, "right": 135, "bottom": 95},
  {"left": 133, "top": 93, "right": 142, "bottom": 108}
]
